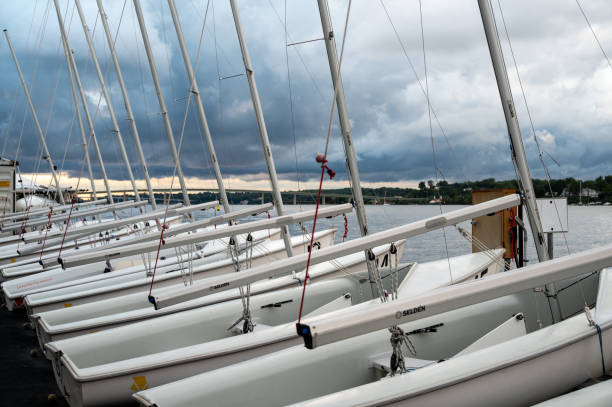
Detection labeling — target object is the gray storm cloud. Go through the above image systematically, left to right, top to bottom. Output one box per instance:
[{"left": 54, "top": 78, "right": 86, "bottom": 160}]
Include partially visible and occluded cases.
[{"left": 1, "top": 0, "right": 611, "bottom": 186}]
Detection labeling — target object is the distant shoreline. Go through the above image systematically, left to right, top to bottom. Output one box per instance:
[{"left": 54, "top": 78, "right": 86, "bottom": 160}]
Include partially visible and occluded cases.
[{"left": 135, "top": 176, "right": 612, "bottom": 206}]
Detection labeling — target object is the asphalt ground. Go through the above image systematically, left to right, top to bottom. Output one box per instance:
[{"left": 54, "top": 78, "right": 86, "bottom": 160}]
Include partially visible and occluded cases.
[{"left": 0, "top": 303, "right": 69, "bottom": 406}]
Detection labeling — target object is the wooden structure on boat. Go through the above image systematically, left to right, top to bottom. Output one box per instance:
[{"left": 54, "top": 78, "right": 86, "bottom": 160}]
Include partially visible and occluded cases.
[{"left": 472, "top": 189, "right": 522, "bottom": 265}]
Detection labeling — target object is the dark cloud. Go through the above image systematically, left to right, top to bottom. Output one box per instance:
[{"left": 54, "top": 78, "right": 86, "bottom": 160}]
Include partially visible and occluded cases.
[{"left": 1, "top": 0, "right": 612, "bottom": 188}]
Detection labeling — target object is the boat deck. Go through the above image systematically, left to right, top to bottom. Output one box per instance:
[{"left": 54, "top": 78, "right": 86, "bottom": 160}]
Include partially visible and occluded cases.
[{"left": 0, "top": 304, "right": 68, "bottom": 406}]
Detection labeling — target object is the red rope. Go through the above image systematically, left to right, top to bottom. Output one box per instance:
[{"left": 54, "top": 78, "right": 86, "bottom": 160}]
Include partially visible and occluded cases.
[
  {"left": 297, "top": 157, "right": 334, "bottom": 323},
  {"left": 57, "top": 195, "right": 77, "bottom": 259},
  {"left": 18, "top": 204, "right": 33, "bottom": 238},
  {"left": 38, "top": 206, "right": 54, "bottom": 262},
  {"left": 342, "top": 214, "right": 348, "bottom": 242},
  {"left": 148, "top": 223, "right": 169, "bottom": 297}
]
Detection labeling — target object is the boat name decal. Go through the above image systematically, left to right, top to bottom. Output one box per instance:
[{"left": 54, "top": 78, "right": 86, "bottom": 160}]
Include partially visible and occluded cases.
[
  {"left": 15, "top": 277, "right": 53, "bottom": 289},
  {"left": 210, "top": 282, "right": 230, "bottom": 291},
  {"left": 395, "top": 305, "right": 426, "bottom": 319}
]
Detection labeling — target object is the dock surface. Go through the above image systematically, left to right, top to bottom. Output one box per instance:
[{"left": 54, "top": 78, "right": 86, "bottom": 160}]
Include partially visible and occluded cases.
[{"left": 0, "top": 305, "right": 68, "bottom": 406}]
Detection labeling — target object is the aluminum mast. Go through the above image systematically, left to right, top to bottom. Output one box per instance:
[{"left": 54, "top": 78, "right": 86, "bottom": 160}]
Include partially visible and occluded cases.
[
  {"left": 52, "top": 0, "right": 114, "bottom": 203},
  {"left": 73, "top": 0, "right": 141, "bottom": 206},
  {"left": 96, "top": 0, "right": 157, "bottom": 209},
  {"left": 132, "top": 0, "right": 190, "bottom": 206},
  {"left": 166, "top": 0, "right": 231, "bottom": 214},
  {"left": 226, "top": 0, "right": 293, "bottom": 257},
  {"left": 317, "top": 0, "right": 377, "bottom": 291},
  {"left": 478, "top": 0, "right": 561, "bottom": 319},
  {"left": 3, "top": 30, "right": 66, "bottom": 205},
  {"left": 64, "top": 48, "right": 97, "bottom": 201}
]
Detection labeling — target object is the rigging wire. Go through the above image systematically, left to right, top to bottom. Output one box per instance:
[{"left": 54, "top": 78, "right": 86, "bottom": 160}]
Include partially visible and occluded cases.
[
  {"left": 1, "top": 0, "right": 40, "bottom": 157},
  {"left": 14, "top": 0, "right": 51, "bottom": 169},
  {"left": 20, "top": 0, "right": 53, "bottom": 210},
  {"left": 30, "top": 0, "right": 51, "bottom": 115},
  {"left": 42, "top": 0, "right": 79, "bottom": 199},
  {"left": 130, "top": 0, "right": 161, "bottom": 215},
  {"left": 147, "top": 0, "right": 214, "bottom": 294},
  {"left": 180, "top": 0, "right": 218, "bottom": 205},
  {"left": 186, "top": 0, "right": 218, "bottom": 193},
  {"left": 210, "top": 0, "right": 238, "bottom": 193},
  {"left": 266, "top": 0, "right": 327, "bottom": 103},
  {"left": 266, "top": 0, "right": 338, "bottom": 206},
  {"left": 284, "top": 0, "right": 303, "bottom": 199},
  {"left": 298, "top": 0, "right": 354, "bottom": 323},
  {"left": 378, "top": 0, "right": 469, "bottom": 184},
  {"left": 417, "top": 0, "right": 453, "bottom": 283},
  {"left": 495, "top": 0, "right": 571, "bottom": 257},
  {"left": 575, "top": 0, "right": 612, "bottom": 73},
  {"left": 92, "top": 1, "right": 127, "bottom": 124},
  {"left": 494, "top": 2, "right": 590, "bottom": 312},
  {"left": 1, "top": 82, "right": 21, "bottom": 158}
]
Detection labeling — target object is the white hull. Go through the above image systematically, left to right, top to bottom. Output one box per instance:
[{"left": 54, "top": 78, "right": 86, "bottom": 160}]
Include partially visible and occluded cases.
[
  {"left": 15, "top": 195, "right": 56, "bottom": 212},
  {"left": 0, "top": 215, "right": 196, "bottom": 279},
  {"left": 0, "top": 219, "right": 126, "bottom": 269},
  {"left": 1, "top": 229, "right": 278, "bottom": 309},
  {"left": 24, "top": 230, "right": 336, "bottom": 314},
  {"left": 33, "top": 243, "right": 404, "bottom": 351},
  {"left": 45, "top": 249, "right": 495, "bottom": 406},
  {"left": 132, "top": 267, "right": 600, "bottom": 407},
  {"left": 288, "top": 272, "right": 612, "bottom": 406},
  {"left": 47, "top": 277, "right": 367, "bottom": 407},
  {"left": 133, "top": 295, "right": 524, "bottom": 407},
  {"left": 533, "top": 378, "right": 612, "bottom": 407}
]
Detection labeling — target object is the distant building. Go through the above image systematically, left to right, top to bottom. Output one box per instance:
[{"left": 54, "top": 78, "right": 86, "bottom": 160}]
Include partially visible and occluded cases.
[
  {"left": 561, "top": 187, "right": 599, "bottom": 198},
  {"left": 582, "top": 188, "right": 600, "bottom": 198}
]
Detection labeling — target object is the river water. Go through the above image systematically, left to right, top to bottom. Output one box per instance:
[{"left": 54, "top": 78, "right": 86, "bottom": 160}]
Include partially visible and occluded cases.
[{"left": 202, "top": 204, "right": 612, "bottom": 265}]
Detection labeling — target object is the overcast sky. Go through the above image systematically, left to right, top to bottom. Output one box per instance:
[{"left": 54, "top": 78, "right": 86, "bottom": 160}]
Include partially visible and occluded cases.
[{"left": 1, "top": 0, "right": 611, "bottom": 192}]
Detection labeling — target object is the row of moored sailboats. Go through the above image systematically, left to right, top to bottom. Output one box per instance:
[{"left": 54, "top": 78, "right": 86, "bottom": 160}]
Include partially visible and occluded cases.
[{"left": 1, "top": 0, "right": 611, "bottom": 406}]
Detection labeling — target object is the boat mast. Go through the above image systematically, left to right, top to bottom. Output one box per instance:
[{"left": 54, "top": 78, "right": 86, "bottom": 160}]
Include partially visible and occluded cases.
[
  {"left": 52, "top": 0, "right": 114, "bottom": 204},
  {"left": 73, "top": 0, "right": 142, "bottom": 206},
  {"left": 96, "top": 0, "right": 157, "bottom": 210},
  {"left": 132, "top": 0, "right": 190, "bottom": 206},
  {"left": 166, "top": 0, "right": 231, "bottom": 214},
  {"left": 227, "top": 0, "right": 293, "bottom": 257},
  {"left": 316, "top": 0, "right": 378, "bottom": 292},
  {"left": 478, "top": 0, "right": 561, "bottom": 319},
  {"left": 3, "top": 30, "right": 66, "bottom": 205},
  {"left": 64, "top": 40, "right": 97, "bottom": 201}
]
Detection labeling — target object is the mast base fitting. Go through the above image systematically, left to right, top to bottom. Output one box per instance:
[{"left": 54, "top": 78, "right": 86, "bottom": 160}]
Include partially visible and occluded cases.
[
  {"left": 148, "top": 295, "right": 158, "bottom": 309},
  {"left": 296, "top": 323, "right": 314, "bottom": 349}
]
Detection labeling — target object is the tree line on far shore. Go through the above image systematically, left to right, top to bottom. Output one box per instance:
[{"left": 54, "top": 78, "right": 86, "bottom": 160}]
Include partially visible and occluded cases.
[{"left": 140, "top": 176, "right": 612, "bottom": 205}]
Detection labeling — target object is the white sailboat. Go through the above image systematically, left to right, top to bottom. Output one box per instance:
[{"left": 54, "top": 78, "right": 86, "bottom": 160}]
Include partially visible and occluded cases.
[
  {"left": 131, "top": 0, "right": 610, "bottom": 405},
  {"left": 4, "top": 1, "right": 604, "bottom": 406},
  {"left": 30, "top": 194, "right": 515, "bottom": 350},
  {"left": 0, "top": 203, "right": 276, "bottom": 301},
  {"left": 2, "top": 228, "right": 278, "bottom": 310},
  {"left": 24, "top": 228, "right": 336, "bottom": 315},
  {"left": 32, "top": 242, "right": 406, "bottom": 351},
  {"left": 131, "top": 243, "right": 608, "bottom": 407},
  {"left": 43, "top": 245, "right": 511, "bottom": 406}
]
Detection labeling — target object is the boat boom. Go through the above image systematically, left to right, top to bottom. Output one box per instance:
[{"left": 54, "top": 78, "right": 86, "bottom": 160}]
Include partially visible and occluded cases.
[
  {"left": 150, "top": 194, "right": 520, "bottom": 309},
  {"left": 59, "top": 203, "right": 353, "bottom": 269},
  {"left": 297, "top": 241, "right": 612, "bottom": 349}
]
